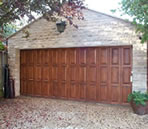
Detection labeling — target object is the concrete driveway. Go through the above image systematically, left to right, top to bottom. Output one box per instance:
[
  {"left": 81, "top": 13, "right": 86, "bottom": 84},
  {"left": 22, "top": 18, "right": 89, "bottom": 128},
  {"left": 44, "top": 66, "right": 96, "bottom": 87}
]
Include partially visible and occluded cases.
[{"left": 0, "top": 97, "right": 148, "bottom": 129}]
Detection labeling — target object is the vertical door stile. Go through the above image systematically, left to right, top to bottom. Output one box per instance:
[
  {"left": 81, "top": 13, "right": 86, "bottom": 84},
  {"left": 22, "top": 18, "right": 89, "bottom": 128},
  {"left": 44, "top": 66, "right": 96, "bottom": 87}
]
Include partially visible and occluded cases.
[
  {"left": 131, "top": 46, "right": 133, "bottom": 92},
  {"left": 96, "top": 47, "right": 100, "bottom": 102},
  {"left": 107, "top": 47, "right": 112, "bottom": 102},
  {"left": 119, "top": 47, "right": 122, "bottom": 104},
  {"left": 121, "top": 47, "right": 124, "bottom": 104},
  {"left": 76, "top": 48, "right": 80, "bottom": 100},
  {"left": 49, "top": 49, "right": 51, "bottom": 97},
  {"left": 50, "top": 49, "right": 53, "bottom": 97},
  {"left": 58, "top": 49, "right": 61, "bottom": 98},
  {"left": 67, "top": 49, "right": 70, "bottom": 99},
  {"left": 32, "top": 50, "right": 35, "bottom": 96},
  {"left": 40, "top": 50, "right": 43, "bottom": 96}
]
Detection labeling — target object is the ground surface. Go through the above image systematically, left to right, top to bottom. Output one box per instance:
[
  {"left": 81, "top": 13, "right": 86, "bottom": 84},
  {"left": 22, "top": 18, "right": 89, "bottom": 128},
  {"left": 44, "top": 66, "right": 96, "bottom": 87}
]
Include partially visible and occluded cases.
[{"left": 0, "top": 97, "right": 148, "bottom": 129}]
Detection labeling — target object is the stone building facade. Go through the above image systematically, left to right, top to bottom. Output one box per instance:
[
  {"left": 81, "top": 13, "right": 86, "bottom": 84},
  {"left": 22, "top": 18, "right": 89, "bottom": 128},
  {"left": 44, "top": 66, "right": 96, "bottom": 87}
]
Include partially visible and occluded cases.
[{"left": 8, "top": 9, "right": 147, "bottom": 96}]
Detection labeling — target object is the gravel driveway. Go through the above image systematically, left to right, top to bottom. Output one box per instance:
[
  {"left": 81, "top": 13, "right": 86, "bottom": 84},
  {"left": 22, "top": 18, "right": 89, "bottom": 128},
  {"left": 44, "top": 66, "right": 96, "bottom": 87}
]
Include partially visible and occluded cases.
[{"left": 0, "top": 96, "right": 148, "bottom": 129}]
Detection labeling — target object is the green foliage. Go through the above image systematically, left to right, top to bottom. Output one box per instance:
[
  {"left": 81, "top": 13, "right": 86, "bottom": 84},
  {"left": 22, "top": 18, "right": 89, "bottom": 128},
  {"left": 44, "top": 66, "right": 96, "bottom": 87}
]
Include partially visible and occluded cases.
[
  {"left": 0, "top": 0, "right": 84, "bottom": 31},
  {"left": 0, "top": 0, "right": 2, "bottom": 5},
  {"left": 0, "top": 0, "right": 84, "bottom": 37},
  {"left": 119, "top": 0, "right": 148, "bottom": 43},
  {"left": 110, "top": 9, "right": 116, "bottom": 13},
  {"left": 0, "top": 23, "right": 17, "bottom": 38},
  {"left": 1, "top": 23, "right": 17, "bottom": 37},
  {"left": 3, "top": 24, "right": 17, "bottom": 36},
  {"left": 0, "top": 41, "right": 4, "bottom": 50},
  {"left": 128, "top": 91, "right": 148, "bottom": 106}
]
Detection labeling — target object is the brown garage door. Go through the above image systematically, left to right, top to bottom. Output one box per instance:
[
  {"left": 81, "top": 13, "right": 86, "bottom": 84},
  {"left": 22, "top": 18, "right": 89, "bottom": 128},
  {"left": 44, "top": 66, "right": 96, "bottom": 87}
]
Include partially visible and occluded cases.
[{"left": 20, "top": 46, "right": 132, "bottom": 104}]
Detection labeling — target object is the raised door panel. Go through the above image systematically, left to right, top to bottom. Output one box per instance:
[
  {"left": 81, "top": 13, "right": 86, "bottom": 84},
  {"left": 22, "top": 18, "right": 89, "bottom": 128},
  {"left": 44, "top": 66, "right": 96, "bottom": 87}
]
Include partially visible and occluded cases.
[
  {"left": 79, "top": 48, "right": 87, "bottom": 66},
  {"left": 87, "top": 48, "right": 97, "bottom": 66},
  {"left": 100, "top": 48, "right": 108, "bottom": 65},
  {"left": 111, "top": 48, "right": 120, "bottom": 65},
  {"left": 123, "top": 48, "right": 131, "bottom": 65},
  {"left": 52, "top": 49, "right": 59, "bottom": 66},
  {"left": 59, "top": 49, "right": 68, "bottom": 66},
  {"left": 69, "top": 49, "right": 77, "bottom": 65},
  {"left": 27, "top": 50, "right": 34, "bottom": 66},
  {"left": 35, "top": 50, "right": 43, "bottom": 65},
  {"left": 42, "top": 50, "right": 49, "bottom": 65},
  {"left": 20, "top": 51, "right": 27, "bottom": 65},
  {"left": 21, "top": 66, "right": 27, "bottom": 80},
  {"left": 27, "top": 66, "right": 34, "bottom": 95},
  {"left": 28, "top": 66, "right": 34, "bottom": 81},
  {"left": 34, "top": 67, "right": 42, "bottom": 81},
  {"left": 42, "top": 67, "right": 50, "bottom": 96},
  {"left": 42, "top": 67, "right": 50, "bottom": 81},
  {"left": 52, "top": 67, "right": 58, "bottom": 81},
  {"left": 59, "top": 67, "right": 68, "bottom": 98},
  {"left": 60, "top": 67, "right": 67, "bottom": 83},
  {"left": 69, "top": 67, "right": 79, "bottom": 99},
  {"left": 69, "top": 67, "right": 78, "bottom": 82},
  {"left": 79, "top": 67, "right": 87, "bottom": 83},
  {"left": 87, "top": 67, "right": 97, "bottom": 84},
  {"left": 100, "top": 67, "right": 108, "bottom": 85},
  {"left": 110, "top": 67, "right": 120, "bottom": 103},
  {"left": 111, "top": 67, "right": 119, "bottom": 84},
  {"left": 122, "top": 67, "right": 131, "bottom": 84},
  {"left": 21, "top": 80, "right": 27, "bottom": 95},
  {"left": 26, "top": 80, "right": 33, "bottom": 95},
  {"left": 33, "top": 81, "right": 41, "bottom": 96},
  {"left": 41, "top": 81, "right": 49, "bottom": 96},
  {"left": 52, "top": 81, "right": 59, "bottom": 97},
  {"left": 60, "top": 83, "right": 67, "bottom": 98},
  {"left": 69, "top": 83, "right": 79, "bottom": 99},
  {"left": 79, "top": 84, "right": 86, "bottom": 99},
  {"left": 86, "top": 84, "right": 96, "bottom": 101},
  {"left": 100, "top": 86, "right": 108, "bottom": 102},
  {"left": 111, "top": 86, "right": 120, "bottom": 103},
  {"left": 121, "top": 87, "right": 131, "bottom": 103}
]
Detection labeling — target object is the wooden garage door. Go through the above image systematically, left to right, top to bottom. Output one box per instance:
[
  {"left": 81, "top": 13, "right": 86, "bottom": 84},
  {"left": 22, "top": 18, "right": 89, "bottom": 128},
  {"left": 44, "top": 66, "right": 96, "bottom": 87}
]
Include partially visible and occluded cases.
[{"left": 20, "top": 46, "right": 132, "bottom": 104}]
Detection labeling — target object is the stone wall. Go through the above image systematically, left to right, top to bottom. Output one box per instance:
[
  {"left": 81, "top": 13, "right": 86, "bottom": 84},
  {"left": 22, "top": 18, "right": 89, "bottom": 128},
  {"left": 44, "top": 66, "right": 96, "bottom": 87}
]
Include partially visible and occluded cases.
[{"left": 8, "top": 9, "right": 147, "bottom": 96}]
